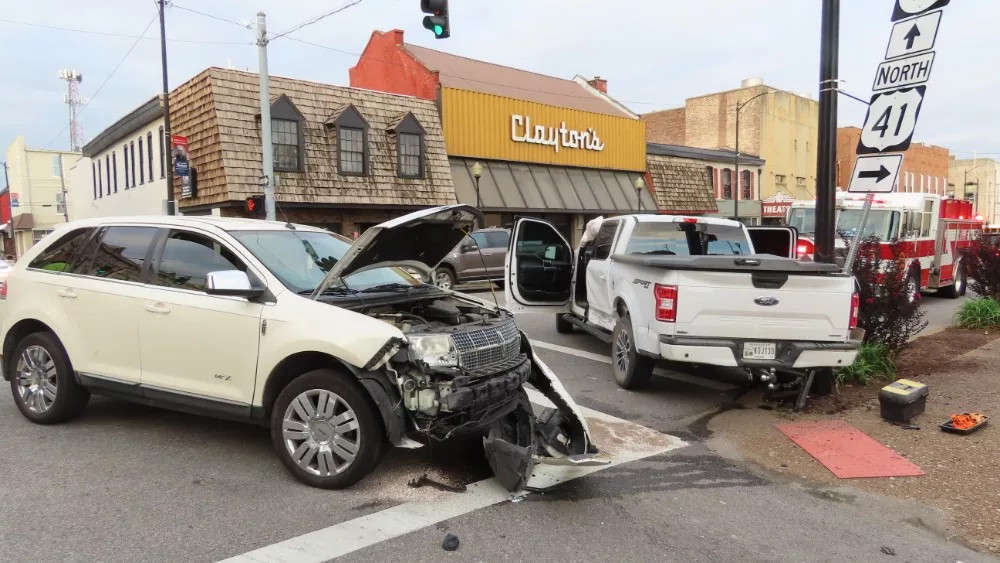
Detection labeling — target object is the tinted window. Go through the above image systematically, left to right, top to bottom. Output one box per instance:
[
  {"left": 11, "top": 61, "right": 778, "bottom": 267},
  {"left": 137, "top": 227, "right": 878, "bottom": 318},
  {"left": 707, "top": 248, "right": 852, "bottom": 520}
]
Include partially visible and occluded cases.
[
  {"left": 623, "top": 221, "right": 751, "bottom": 256},
  {"left": 592, "top": 222, "right": 619, "bottom": 260},
  {"left": 83, "top": 226, "right": 158, "bottom": 281},
  {"left": 28, "top": 228, "right": 92, "bottom": 272},
  {"left": 153, "top": 231, "right": 245, "bottom": 292},
  {"left": 485, "top": 231, "right": 510, "bottom": 248},
  {"left": 469, "top": 232, "right": 489, "bottom": 247}
]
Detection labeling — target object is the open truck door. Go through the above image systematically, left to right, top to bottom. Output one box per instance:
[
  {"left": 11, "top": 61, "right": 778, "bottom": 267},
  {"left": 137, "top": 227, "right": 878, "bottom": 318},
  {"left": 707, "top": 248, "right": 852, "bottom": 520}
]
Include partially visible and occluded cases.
[
  {"left": 504, "top": 217, "right": 574, "bottom": 314},
  {"left": 746, "top": 225, "right": 799, "bottom": 259}
]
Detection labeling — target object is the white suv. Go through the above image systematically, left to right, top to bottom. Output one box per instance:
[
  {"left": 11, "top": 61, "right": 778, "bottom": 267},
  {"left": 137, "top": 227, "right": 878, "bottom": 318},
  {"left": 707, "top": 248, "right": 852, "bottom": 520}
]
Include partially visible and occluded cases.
[{"left": 0, "top": 205, "right": 599, "bottom": 490}]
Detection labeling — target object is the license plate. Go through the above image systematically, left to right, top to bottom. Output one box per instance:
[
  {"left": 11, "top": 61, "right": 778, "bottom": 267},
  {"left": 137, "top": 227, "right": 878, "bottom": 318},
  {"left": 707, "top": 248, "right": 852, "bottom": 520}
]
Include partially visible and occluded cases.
[{"left": 743, "top": 342, "right": 776, "bottom": 360}]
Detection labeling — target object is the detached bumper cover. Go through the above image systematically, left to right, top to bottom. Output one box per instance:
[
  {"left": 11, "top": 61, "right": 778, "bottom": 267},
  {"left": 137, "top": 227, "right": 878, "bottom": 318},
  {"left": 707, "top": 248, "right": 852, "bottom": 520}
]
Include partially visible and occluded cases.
[{"left": 658, "top": 329, "right": 864, "bottom": 369}]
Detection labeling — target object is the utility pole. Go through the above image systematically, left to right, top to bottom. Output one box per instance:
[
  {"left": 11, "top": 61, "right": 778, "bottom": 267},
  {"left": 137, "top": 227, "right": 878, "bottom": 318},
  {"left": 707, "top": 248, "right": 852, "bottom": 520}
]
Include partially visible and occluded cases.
[
  {"left": 158, "top": 0, "right": 175, "bottom": 215},
  {"left": 814, "top": 0, "right": 840, "bottom": 264},
  {"left": 257, "top": 12, "right": 276, "bottom": 222},
  {"left": 57, "top": 155, "right": 69, "bottom": 222}
]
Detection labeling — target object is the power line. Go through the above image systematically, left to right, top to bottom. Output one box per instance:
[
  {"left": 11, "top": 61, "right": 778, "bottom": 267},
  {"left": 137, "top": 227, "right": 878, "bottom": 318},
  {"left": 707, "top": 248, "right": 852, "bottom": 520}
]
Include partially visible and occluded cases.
[
  {"left": 269, "top": 0, "right": 365, "bottom": 40},
  {"left": 169, "top": 3, "right": 250, "bottom": 30},
  {"left": 42, "top": 13, "right": 159, "bottom": 150},
  {"left": 0, "top": 17, "right": 248, "bottom": 45}
]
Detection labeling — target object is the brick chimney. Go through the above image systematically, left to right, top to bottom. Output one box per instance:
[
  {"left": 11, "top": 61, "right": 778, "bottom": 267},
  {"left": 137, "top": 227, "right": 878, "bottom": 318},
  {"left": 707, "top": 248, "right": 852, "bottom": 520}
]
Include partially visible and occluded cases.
[
  {"left": 387, "top": 29, "right": 404, "bottom": 46},
  {"left": 587, "top": 76, "right": 608, "bottom": 94}
]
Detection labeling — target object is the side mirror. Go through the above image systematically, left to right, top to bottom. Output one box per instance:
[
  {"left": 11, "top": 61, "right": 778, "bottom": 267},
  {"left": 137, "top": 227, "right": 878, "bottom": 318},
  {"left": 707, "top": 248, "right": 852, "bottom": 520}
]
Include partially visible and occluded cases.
[
  {"left": 460, "top": 243, "right": 476, "bottom": 253},
  {"left": 206, "top": 270, "right": 265, "bottom": 298}
]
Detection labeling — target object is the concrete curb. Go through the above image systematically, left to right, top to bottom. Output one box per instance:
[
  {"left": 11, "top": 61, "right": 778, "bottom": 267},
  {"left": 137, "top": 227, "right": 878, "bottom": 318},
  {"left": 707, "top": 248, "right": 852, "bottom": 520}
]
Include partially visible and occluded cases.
[{"left": 909, "top": 325, "right": 950, "bottom": 343}]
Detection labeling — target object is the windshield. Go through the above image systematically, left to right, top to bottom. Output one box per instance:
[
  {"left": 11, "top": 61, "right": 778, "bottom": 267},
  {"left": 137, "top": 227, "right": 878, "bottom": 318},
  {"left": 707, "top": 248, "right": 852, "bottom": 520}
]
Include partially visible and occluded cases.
[
  {"left": 788, "top": 208, "right": 816, "bottom": 235},
  {"left": 837, "top": 209, "right": 899, "bottom": 240},
  {"left": 623, "top": 221, "right": 751, "bottom": 256},
  {"left": 231, "top": 230, "right": 417, "bottom": 294}
]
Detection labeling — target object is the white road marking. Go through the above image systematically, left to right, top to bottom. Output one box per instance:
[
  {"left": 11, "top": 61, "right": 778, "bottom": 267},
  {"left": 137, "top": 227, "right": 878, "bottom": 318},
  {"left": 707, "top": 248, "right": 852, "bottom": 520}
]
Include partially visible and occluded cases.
[
  {"left": 529, "top": 340, "right": 739, "bottom": 392},
  {"left": 217, "top": 397, "right": 687, "bottom": 563}
]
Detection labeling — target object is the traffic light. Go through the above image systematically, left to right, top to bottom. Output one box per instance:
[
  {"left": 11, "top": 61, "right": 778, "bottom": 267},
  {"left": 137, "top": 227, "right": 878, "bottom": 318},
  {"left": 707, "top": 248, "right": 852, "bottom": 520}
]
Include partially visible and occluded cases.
[
  {"left": 421, "top": 0, "right": 449, "bottom": 39},
  {"left": 245, "top": 195, "right": 265, "bottom": 218}
]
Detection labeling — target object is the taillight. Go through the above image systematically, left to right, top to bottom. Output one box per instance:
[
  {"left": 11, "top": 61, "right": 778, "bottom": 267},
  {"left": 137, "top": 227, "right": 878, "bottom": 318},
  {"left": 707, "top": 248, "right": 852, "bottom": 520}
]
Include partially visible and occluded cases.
[
  {"left": 796, "top": 238, "right": 815, "bottom": 260},
  {"left": 654, "top": 284, "right": 677, "bottom": 323},
  {"left": 849, "top": 292, "right": 859, "bottom": 329}
]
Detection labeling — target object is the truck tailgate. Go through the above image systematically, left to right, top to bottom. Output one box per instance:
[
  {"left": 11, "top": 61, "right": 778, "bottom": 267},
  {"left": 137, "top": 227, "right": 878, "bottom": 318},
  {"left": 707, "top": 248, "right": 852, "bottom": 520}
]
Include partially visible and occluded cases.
[{"left": 671, "top": 270, "right": 855, "bottom": 342}]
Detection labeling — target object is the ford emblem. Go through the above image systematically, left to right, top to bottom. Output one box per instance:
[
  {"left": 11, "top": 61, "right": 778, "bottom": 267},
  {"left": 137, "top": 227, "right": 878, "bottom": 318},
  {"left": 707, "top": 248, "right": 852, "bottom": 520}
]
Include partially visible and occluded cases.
[{"left": 754, "top": 296, "right": 779, "bottom": 306}]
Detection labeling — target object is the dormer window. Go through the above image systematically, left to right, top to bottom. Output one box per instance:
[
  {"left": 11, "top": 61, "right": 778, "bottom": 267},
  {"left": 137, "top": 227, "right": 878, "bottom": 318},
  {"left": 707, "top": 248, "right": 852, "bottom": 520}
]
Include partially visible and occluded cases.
[
  {"left": 266, "top": 94, "right": 305, "bottom": 173},
  {"left": 331, "top": 105, "right": 369, "bottom": 177},
  {"left": 391, "top": 113, "right": 426, "bottom": 179}
]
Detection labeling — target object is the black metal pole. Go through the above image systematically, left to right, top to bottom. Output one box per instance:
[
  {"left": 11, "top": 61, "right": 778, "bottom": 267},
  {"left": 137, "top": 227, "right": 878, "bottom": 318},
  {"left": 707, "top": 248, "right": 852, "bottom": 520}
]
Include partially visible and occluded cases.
[
  {"left": 159, "top": 0, "right": 175, "bottom": 216},
  {"left": 814, "top": 0, "right": 840, "bottom": 263},
  {"left": 734, "top": 105, "right": 740, "bottom": 223},
  {"left": 474, "top": 175, "right": 481, "bottom": 229}
]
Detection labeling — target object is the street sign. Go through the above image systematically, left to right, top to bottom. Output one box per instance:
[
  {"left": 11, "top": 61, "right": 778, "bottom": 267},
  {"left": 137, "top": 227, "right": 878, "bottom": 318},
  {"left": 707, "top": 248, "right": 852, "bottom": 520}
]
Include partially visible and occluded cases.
[
  {"left": 892, "top": 0, "right": 949, "bottom": 22},
  {"left": 885, "top": 10, "right": 941, "bottom": 59},
  {"left": 872, "top": 52, "right": 934, "bottom": 92},
  {"left": 857, "top": 86, "right": 925, "bottom": 154},
  {"left": 848, "top": 154, "right": 903, "bottom": 194}
]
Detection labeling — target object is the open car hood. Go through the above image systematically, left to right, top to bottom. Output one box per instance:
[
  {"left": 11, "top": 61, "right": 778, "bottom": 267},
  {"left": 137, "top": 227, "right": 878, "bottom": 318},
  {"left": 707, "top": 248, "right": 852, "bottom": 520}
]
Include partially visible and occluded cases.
[{"left": 311, "top": 204, "right": 484, "bottom": 297}]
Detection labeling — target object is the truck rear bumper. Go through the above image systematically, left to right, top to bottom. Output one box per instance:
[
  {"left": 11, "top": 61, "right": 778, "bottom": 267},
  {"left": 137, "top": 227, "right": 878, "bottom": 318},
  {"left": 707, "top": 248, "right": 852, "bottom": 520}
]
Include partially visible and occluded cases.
[{"left": 656, "top": 329, "right": 863, "bottom": 370}]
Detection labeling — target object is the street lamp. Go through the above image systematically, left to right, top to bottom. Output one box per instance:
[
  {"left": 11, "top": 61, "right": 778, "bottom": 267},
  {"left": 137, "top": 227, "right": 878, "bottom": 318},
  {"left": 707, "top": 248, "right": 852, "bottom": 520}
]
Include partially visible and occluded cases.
[
  {"left": 734, "top": 90, "right": 775, "bottom": 223},
  {"left": 471, "top": 161, "right": 483, "bottom": 228},
  {"left": 634, "top": 176, "right": 646, "bottom": 214}
]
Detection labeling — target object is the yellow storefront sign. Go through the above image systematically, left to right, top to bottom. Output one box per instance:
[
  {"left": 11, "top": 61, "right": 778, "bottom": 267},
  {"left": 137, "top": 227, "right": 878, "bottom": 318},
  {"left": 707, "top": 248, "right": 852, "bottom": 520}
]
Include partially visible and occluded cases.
[{"left": 440, "top": 87, "right": 646, "bottom": 172}]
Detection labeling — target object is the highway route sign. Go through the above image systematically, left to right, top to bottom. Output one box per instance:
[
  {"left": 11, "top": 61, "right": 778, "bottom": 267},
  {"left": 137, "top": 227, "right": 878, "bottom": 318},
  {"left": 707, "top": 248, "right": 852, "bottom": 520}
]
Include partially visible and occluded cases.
[
  {"left": 892, "top": 0, "right": 950, "bottom": 22},
  {"left": 885, "top": 10, "right": 941, "bottom": 59},
  {"left": 873, "top": 52, "right": 934, "bottom": 92},
  {"left": 857, "top": 86, "right": 925, "bottom": 154},
  {"left": 848, "top": 154, "right": 903, "bottom": 194}
]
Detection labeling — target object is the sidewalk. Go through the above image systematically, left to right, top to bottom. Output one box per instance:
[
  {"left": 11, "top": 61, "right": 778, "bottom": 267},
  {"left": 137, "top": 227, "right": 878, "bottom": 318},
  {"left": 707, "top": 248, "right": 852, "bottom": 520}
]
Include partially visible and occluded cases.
[{"left": 708, "top": 329, "right": 1000, "bottom": 555}]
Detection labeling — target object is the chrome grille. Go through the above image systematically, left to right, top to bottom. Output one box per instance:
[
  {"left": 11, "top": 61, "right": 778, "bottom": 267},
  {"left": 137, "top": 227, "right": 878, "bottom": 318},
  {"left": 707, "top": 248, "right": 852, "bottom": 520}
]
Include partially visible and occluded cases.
[{"left": 451, "top": 320, "right": 521, "bottom": 371}]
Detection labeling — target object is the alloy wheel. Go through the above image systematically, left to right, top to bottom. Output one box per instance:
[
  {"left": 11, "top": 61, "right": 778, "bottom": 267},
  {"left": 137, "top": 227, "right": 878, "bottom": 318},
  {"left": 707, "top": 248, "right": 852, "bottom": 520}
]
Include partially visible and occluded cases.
[
  {"left": 434, "top": 270, "right": 453, "bottom": 290},
  {"left": 615, "top": 328, "right": 631, "bottom": 374},
  {"left": 15, "top": 345, "right": 58, "bottom": 414},
  {"left": 281, "top": 389, "right": 361, "bottom": 477}
]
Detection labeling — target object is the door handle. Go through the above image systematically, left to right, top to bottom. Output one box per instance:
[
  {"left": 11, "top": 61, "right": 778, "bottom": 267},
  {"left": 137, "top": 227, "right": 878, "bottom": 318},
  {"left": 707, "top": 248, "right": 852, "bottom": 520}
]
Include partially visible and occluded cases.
[
  {"left": 57, "top": 288, "right": 77, "bottom": 299},
  {"left": 145, "top": 303, "right": 170, "bottom": 314}
]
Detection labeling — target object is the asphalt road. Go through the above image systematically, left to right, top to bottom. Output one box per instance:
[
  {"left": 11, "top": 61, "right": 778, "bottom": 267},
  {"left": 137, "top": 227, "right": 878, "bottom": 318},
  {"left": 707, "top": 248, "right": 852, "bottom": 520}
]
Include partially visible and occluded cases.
[{"left": 0, "top": 289, "right": 987, "bottom": 563}]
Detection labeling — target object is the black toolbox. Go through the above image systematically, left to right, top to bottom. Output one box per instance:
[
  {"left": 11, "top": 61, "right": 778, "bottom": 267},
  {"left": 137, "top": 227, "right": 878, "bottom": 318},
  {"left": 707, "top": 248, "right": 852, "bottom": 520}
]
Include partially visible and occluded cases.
[{"left": 879, "top": 379, "right": 929, "bottom": 422}]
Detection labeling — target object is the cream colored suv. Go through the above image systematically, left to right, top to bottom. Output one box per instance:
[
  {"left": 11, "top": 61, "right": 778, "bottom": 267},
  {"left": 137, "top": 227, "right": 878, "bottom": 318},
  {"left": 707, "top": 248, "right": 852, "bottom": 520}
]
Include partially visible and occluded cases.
[{"left": 0, "top": 205, "right": 601, "bottom": 490}]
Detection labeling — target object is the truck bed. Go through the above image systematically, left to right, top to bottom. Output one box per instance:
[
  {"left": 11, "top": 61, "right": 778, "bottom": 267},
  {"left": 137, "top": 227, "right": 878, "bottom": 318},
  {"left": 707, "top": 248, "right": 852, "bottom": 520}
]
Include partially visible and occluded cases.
[{"left": 613, "top": 254, "right": 846, "bottom": 275}]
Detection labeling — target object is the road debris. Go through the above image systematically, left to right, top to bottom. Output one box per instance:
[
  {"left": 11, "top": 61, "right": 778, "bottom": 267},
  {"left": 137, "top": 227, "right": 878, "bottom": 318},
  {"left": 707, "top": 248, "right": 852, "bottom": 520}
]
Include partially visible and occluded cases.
[{"left": 442, "top": 532, "right": 460, "bottom": 551}]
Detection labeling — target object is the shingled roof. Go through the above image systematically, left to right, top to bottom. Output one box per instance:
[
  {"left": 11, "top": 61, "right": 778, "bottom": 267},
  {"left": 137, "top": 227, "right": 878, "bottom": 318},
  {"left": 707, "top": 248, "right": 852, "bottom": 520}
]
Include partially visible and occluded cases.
[
  {"left": 403, "top": 44, "right": 632, "bottom": 118},
  {"left": 168, "top": 67, "right": 456, "bottom": 208},
  {"left": 646, "top": 153, "right": 718, "bottom": 214}
]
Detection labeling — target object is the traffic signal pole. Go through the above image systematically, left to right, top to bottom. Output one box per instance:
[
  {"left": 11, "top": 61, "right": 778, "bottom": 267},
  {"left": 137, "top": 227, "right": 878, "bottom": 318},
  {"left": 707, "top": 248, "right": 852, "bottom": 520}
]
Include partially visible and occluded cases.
[
  {"left": 814, "top": 0, "right": 840, "bottom": 264},
  {"left": 256, "top": 12, "right": 277, "bottom": 221}
]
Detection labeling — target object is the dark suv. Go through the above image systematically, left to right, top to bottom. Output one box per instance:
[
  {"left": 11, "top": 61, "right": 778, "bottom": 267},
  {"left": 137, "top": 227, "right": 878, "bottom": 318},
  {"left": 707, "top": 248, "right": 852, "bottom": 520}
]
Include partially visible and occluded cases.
[{"left": 432, "top": 228, "right": 509, "bottom": 290}]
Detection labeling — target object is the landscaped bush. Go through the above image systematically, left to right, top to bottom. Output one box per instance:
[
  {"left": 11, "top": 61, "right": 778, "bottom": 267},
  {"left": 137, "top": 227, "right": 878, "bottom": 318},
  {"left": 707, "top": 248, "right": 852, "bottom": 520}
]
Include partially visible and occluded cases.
[
  {"left": 964, "top": 233, "right": 1000, "bottom": 300},
  {"left": 955, "top": 297, "right": 1000, "bottom": 329},
  {"left": 837, "top": 343, "right": 896, "bottom": 385}
]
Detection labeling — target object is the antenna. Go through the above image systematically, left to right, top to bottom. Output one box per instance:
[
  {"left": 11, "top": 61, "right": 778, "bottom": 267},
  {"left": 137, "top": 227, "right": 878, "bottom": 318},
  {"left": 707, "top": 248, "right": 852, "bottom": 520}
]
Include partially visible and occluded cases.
[{"left": 58, "top": 69, "right": 85, "bottom": 151}]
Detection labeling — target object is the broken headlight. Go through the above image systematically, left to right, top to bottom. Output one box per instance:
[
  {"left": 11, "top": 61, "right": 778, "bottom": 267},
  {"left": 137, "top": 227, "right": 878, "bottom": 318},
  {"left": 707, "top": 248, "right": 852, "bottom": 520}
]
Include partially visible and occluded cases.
[{"left": 407, "top": 334, "right": 459, "bottom": 367}]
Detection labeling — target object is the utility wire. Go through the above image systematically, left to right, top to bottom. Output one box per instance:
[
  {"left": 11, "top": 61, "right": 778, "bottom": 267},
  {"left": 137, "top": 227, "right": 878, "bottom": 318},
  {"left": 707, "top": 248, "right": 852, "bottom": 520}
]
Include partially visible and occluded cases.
[
  {"left": 269, "top": 0, "right": 364, "bottom": 41},
  {"left": 169, "top": 3, "right": 251, "bottom": 30},
  {"left": 41, "top": 13, "right": 159, "bottom": 150},
  {"left": 0, "top": 17, "right": 248, "bottom": 44}
]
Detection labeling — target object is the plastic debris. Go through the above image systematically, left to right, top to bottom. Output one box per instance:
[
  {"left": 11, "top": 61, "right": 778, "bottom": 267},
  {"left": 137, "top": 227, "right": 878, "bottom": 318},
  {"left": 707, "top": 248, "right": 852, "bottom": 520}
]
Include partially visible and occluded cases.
[{"left": 442, "top": 532, "right": 460, "bottom": 551}]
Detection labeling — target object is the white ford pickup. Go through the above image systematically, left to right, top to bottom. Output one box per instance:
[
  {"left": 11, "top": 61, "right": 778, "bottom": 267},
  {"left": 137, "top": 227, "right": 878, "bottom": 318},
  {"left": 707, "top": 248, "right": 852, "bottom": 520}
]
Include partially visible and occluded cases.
[{"left": 503, "top": 215, "right": 864, "bottom": 397}]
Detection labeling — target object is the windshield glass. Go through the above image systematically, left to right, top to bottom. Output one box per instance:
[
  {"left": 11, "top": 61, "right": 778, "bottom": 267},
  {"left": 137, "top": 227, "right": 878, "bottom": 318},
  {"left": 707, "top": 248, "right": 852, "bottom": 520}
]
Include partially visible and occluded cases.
[
  {"left": 788, "top": 208, "right": 816, "bottom": 235},
  {"left": 837, "top": 209, "right": 899, "bottom": 240},
  {"left": 623, "top": 221, "right": 751, "bottom": 256},
  {"left": 231, "top": 230, "right": 416, "bottom": 293}
]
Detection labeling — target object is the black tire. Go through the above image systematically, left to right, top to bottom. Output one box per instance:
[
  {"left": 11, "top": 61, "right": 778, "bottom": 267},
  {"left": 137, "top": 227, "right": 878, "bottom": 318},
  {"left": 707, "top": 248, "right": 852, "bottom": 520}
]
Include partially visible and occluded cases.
[
  {"left": 938, "top": 261, "right": 967, "bottom": 299},
  {"left": 433, "top": 267, "right": 456, "bottom": 290},
  {"left": 555, "top": 314, "right": 574, "bottom": 334},
  {"left": 611, "top": 314, "right": 654, "bottom": 390},
  {"left": 9, "top": 331, "right": 89, "bottom": 424},
  {"left": 811, "top": 368, "right": 835, "bottom": 397},
  {"left": 270, "top": 369, "right": 386, "bottom": 489}
]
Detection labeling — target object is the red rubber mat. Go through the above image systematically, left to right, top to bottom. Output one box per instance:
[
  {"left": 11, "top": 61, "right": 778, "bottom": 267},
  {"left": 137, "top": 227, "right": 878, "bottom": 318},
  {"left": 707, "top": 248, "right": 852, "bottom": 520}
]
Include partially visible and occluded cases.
[{"left": 775, "top": 420, "right": 925, "bottom": 478}]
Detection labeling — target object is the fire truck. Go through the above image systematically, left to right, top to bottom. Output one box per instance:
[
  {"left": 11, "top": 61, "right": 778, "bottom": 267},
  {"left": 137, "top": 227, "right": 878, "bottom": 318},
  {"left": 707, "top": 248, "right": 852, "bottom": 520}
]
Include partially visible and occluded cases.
[{"left": 786, "top": 192, "right": 984, "bottom": 300}]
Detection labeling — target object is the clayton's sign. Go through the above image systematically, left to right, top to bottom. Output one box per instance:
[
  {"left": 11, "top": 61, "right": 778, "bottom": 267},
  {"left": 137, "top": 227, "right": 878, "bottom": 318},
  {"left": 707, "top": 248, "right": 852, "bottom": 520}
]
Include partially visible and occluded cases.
[{"left": 511, "top": 114, "right": 605, "bottom": 153}]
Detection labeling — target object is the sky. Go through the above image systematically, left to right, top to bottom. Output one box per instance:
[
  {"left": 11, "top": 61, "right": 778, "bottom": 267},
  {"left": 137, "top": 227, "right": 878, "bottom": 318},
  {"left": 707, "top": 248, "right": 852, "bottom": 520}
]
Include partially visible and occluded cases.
[{"left": 1, "top": 0, "right": 996, "bottom": 181}]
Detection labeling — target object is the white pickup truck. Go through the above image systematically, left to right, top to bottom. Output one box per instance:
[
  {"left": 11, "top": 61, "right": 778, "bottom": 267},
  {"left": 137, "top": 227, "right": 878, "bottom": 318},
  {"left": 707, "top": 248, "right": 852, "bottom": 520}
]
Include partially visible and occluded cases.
[{"left": 503, "top": 215, "right": 864, "bottom": 398}]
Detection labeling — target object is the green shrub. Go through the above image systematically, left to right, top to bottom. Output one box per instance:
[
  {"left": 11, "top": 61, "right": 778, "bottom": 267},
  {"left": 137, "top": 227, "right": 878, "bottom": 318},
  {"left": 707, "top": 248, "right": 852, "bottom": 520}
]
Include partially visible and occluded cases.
[
  {"left": 955, "top": 297, "right": 1000, "bottom": 330},
  {"left": 838, "top": 343, "right": 896, "bottom": 385}
]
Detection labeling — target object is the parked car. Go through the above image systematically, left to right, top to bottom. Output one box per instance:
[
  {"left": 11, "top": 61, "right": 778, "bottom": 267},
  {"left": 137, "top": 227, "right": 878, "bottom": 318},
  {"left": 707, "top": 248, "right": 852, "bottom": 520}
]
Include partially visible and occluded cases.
[
  {"left": 0, "top": 205, "right": 600, "bottom": 491},
  {"left": 504, "top": 214, "right": 864, "bottom": 398},
  {"left": 432, "top": 227, "right": 509, "bottom": 290}
]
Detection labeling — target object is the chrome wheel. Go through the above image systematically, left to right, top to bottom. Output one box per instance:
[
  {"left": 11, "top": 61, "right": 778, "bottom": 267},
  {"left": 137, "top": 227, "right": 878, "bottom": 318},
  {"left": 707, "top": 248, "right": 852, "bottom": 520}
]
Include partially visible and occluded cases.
[
  {"left": 955, "top": 269, "right": 966, "bottom": 294},
  {"left": 434, "top": 270, "right": 453, "bottom": 290},
  {"left": 907, "top": 276, "right": 919, "bottom": 303},
  {"left": 614, "top": 328, "right": 631, "bottom": 374},
  {"left": 15, "top": 345, "right": 57, "bottom": 414},
  {"left": 282, "top": 389, "right": 361, "bottom": 477}
]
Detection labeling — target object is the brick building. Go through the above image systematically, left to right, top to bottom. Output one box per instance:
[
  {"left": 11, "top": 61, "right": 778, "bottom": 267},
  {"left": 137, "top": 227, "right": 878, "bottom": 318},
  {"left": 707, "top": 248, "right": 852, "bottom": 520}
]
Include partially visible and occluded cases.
[{"left": 836, "top": 126, "right": 949, "bottom": 195}]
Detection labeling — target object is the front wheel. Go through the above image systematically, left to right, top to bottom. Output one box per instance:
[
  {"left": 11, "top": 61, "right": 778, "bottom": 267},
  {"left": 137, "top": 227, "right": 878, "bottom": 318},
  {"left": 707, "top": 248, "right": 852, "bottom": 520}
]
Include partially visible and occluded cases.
[
  {"left": 938, "top": 262, "right": 967, "bottom": 299},
  {"left": 433, "top": 267, "right": 456, "bottom": 290},
  {"left": 905, "top": 268, "right": 921, "bottom": 304},
  {"left": 611, "top": 314, "right": 654, "bottom": 390},
  {"left": 9, "top": 332, "right": 90, "bottom": 424},
  {"left": 271, "top": 369, "right": 385, "bottom": 489}
]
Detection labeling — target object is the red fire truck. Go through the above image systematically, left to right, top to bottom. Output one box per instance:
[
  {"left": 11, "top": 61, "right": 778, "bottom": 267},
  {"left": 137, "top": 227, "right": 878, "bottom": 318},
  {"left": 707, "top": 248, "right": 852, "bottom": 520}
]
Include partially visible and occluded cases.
[{"left": 787, "top": 193, "right": 984, "bottom": 300}]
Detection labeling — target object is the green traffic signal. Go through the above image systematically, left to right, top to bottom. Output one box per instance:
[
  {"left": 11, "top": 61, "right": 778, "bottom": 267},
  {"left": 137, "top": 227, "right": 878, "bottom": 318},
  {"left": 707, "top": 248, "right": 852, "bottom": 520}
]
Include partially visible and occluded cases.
[
  {"left": 420, "top": 0, "right": 449, "bottom": 39},
  {"left": 433, "top": 24, "right": 443, "bottom": 36}
]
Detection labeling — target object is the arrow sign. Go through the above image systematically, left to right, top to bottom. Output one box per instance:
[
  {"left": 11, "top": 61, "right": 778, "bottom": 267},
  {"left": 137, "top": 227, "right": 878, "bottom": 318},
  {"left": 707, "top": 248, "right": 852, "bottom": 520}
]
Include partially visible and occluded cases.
[
  {"left": 892, "top": 0, "right": 949, "bottom": 22},
  {"left": 885, "top": 10, "right": 941, "bottom": 59},
  {"left": 857, "top": 86, "right": 925, "bottom": 154},
  {"left": 849, "top": 154, "right": 903, "bottom": 194}
]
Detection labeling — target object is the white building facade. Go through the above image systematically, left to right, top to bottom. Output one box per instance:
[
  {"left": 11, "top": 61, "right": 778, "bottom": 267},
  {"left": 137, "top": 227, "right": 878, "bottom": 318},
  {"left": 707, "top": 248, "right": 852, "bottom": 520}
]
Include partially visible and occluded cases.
[{"left": 71, "top": 95, "right": 170, "bottom": 219}]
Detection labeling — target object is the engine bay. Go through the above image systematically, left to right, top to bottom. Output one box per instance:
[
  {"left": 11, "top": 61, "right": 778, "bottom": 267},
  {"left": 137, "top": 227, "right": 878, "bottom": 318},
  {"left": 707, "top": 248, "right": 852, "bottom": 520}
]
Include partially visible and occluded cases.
[{"left": 365, "top": 295, "right": 507, "bottom": 334}]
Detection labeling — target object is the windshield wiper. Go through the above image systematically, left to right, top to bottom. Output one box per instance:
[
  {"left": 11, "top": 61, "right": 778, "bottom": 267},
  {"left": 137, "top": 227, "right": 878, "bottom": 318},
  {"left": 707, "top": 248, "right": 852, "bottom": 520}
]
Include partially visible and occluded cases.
[
  {"left": 358, "top": 282, "right": 424, "bottom": 294},
  {"left": 299, "top": 286, "right": 359, "bottom": 297}
]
